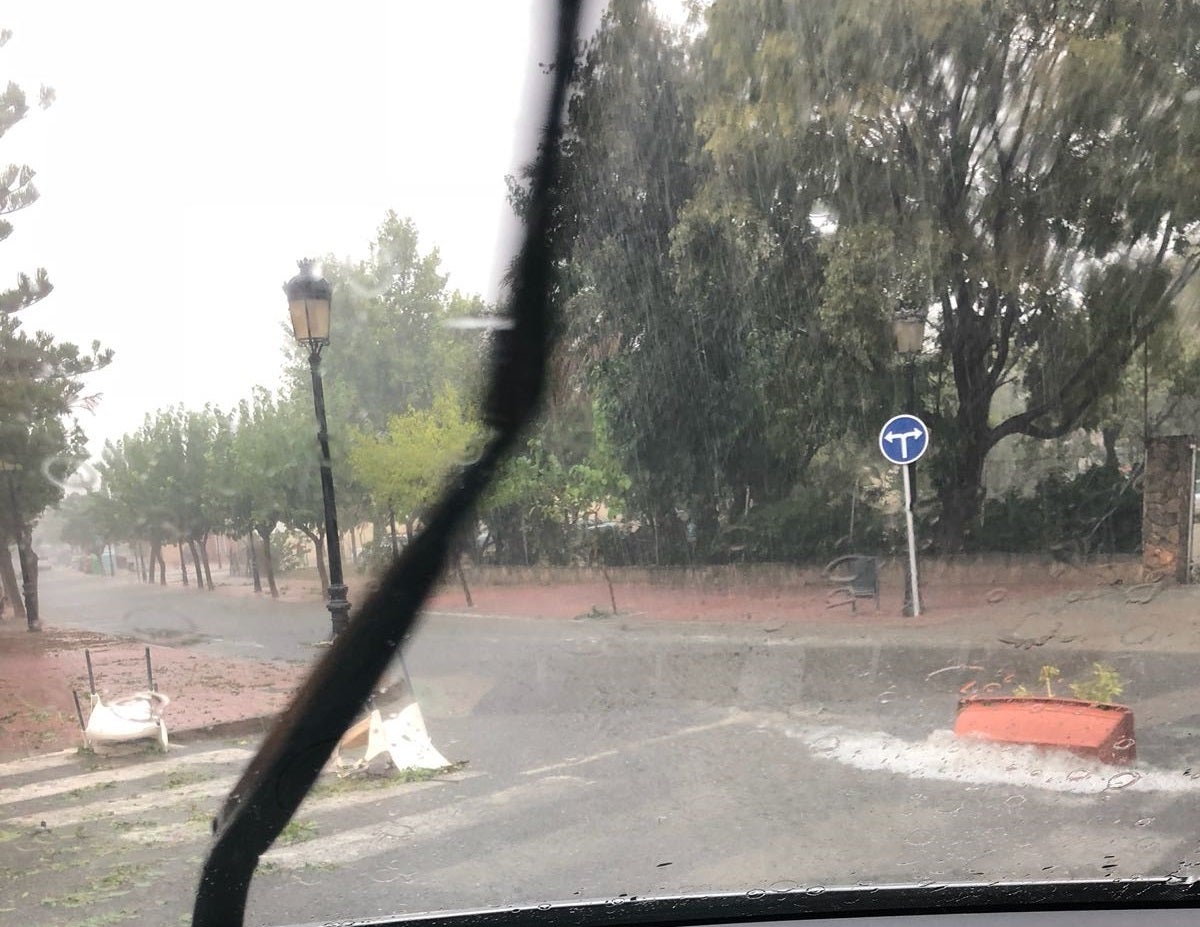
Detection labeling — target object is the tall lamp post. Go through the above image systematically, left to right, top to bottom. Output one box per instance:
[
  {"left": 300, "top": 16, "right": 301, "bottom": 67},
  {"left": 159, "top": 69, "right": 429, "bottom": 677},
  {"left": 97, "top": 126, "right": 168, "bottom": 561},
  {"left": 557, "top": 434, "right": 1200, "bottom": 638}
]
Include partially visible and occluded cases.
[
  {"left": 285, "top": 260, "right": 350, "bottom": 639},
  {"left": 893, "top": 309, "right": 926, "bottom": 617}
]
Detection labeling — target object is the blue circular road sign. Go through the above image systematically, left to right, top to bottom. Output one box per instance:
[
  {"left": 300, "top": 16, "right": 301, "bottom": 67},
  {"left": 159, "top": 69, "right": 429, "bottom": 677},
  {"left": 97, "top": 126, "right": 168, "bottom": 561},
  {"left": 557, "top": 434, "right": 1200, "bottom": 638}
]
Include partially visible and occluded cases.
[{"left": 879, "top": 414, "right": 930, "bottom": 465}]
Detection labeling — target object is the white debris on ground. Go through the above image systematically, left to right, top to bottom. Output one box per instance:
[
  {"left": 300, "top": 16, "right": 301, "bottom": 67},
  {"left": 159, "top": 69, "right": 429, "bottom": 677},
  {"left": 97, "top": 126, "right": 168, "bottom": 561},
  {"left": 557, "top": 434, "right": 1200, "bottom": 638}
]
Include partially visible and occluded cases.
[
  {"left": 84, "top": 690, "right": 170, "bottom": 753},
  {"left": 332, "top": 703, "right": 451, "bottom": 776},
  {"left": 782, "top": 724, "right": 1200, "bottom": 795}
]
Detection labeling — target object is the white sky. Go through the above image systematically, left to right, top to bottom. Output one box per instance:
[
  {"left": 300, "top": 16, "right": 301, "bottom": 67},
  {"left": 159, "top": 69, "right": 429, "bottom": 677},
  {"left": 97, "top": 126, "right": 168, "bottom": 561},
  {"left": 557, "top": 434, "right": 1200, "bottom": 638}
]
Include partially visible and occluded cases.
[{"left": 2, "top": 1, "right": 598, "bottom": 456}]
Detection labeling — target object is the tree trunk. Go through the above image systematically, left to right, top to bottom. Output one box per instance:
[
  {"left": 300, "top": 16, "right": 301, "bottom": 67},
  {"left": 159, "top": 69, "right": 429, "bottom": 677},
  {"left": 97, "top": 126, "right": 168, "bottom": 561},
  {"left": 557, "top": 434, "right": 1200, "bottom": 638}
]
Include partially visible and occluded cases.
[
  {"left": 1102, "top": 425, "right": 1122, "bottom": 470},
  {"left": 933, "top": 437, "right": 989, "bottom": 552},
  {"left": 389, "top": 507, "right": 401, "bottom": 560},
  {"left": 258, "top": 526, "right": 279, "bottom": 598},
  {"left": 302, "top": 527, "right": 329, "bottom": 596},
  {"left": 349, "top": 527, "right": 358, "bottom": 567},
  {"left": 15, "top": 528, "right": 40, "bottom": 630},
  {"left": 247, "top": 532, "right": 262, "bottom": 593},
  {"left": 199, "top": 534, "right": 214, "bottom": 590},
  {"left": 213, "top": 535, "right": 223, "bottom": 571},
  {"left": 187, "top": 539, "right": 204, "bottom": 592},
  {"left": 149, "top": 540, "right": 160, "bottom": 584},
  {"left": 0, "top": 541, "right": 26, "bottom": 622},
  {"left": 135, "top": 541, "right": 147, "bottom": 582},
  {"left": 156, "top": 542, "right": 167, "bottom": 585},
  {"left": 178, "top": 542, "right": 189, "bottom": 586},
  {"left": 455, "top": 546, "right": 473, "bottom": 607}
]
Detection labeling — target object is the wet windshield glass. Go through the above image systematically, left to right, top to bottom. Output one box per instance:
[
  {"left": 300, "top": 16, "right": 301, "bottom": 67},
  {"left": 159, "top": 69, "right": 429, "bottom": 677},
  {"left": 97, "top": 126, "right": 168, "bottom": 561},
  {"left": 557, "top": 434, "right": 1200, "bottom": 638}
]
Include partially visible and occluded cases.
[{"left": 3, "top": 1, "right": 1200, "bottom": 924}]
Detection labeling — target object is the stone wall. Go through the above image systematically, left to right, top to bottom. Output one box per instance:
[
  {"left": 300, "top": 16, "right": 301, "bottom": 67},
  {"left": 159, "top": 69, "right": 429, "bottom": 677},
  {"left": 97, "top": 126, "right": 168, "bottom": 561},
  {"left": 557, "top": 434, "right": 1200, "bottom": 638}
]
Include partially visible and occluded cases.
[{"left": 1142, "top": 434, "right": 1195, "bottom": 583}]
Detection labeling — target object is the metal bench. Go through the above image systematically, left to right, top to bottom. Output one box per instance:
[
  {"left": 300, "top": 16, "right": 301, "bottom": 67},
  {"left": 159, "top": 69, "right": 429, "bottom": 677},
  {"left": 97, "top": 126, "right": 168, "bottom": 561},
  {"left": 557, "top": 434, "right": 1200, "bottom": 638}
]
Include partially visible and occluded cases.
[{"left": 823, "top": 554, "right": 880, "bottom": 612}]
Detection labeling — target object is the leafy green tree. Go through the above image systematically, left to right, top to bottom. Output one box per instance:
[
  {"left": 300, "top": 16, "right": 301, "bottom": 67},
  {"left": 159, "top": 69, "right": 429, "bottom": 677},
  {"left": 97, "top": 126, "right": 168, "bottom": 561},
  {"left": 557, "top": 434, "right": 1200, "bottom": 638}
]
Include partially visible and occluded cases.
[
  {"left": 694, "top": 0, "right": 1200, "bottom": 548},
  {"left": 516, "top": 5, "right": 712, "bottom": 559},
  {"left": 0, "top": 33, "right": 112, "bottom": 625},
  {"left": 284, "top": 212, "right": 484, "bottom": 433},
  {"left": 348, "top": 387, "right": 479, "bottom": 553},
  {"left": 229, "top": 390, "right": 290, "bottom": 597},
  {"left": 272, "top": 394, "right": 337, "bottom": 596},
  {"left": 480, "top": 403, "right": 631, "bottom": 566},
  {"left": 56, "top": 491, "right": 124, "bottom": 572}
]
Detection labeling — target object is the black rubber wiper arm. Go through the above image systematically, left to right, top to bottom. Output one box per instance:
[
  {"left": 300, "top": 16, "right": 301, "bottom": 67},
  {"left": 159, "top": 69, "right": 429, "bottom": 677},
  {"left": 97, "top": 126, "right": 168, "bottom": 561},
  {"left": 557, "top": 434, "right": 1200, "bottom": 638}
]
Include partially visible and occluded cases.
[{"left": 191, "top": 4, "right": 580, "bottom": 923}]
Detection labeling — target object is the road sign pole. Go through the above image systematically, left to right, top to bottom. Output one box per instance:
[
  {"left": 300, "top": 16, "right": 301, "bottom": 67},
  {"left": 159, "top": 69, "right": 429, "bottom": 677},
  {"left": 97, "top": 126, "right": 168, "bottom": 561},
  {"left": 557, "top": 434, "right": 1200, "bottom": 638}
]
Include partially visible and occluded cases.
[{"left": 902, "top": 463, "right": 921, "bottom": 618}]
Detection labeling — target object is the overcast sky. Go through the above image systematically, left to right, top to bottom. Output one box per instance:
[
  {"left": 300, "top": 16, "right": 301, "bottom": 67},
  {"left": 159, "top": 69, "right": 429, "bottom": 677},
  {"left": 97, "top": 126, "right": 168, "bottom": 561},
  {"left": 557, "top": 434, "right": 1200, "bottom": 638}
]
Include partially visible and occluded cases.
[{"left": 3, "top": 1, "right": 609, "bottom": 459}]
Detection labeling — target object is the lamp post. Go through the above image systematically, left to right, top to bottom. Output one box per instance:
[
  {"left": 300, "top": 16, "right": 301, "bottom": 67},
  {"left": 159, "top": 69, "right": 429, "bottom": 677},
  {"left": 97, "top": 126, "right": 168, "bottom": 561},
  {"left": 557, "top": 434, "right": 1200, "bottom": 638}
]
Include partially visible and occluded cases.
[
  {"left": 285, "top": 259, "right": 350, "bottom": 639},
  {"left": 893, "top": 310, "right": 926, "bottom": 617}
]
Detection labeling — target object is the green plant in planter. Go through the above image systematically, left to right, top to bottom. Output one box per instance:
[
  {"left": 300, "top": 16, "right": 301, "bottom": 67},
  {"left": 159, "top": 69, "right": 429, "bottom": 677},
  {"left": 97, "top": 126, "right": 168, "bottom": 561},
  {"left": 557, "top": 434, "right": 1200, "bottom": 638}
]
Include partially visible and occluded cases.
[
  {"left": 1069, "top": 662, "right": 1125, "bottom": 703},
  {"left": 1008, "top": 663, "right": 1125, "bottom": 703}
]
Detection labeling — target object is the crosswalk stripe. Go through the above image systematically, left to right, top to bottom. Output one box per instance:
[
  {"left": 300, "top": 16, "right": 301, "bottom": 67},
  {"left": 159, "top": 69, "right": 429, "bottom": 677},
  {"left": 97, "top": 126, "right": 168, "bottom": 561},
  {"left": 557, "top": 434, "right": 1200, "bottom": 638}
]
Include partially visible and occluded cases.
[
  {"left": 521, "top": 711, "right": 747, "bottom": 775},
  {"left": 0, "top": 748, "right": 250, "bottom": 807},
  {"left": 0, "top": 749, "right": 80, "bottom": 778},
  {"left": 124, "top": 769, "right": 484, "bottom": 846},
  {"left": 261, "top": 774, "right": 586, "bottom": 869},
  {"left": 3, "top": 775, "right": 238, "bottom": 830}
]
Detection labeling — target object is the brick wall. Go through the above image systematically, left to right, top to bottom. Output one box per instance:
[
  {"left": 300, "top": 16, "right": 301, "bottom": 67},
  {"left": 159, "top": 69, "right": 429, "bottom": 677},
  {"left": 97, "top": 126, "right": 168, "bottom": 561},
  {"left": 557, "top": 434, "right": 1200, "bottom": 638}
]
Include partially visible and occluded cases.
[{"left": 1142, "top": 435, "right": 1195, "bottom": 583}]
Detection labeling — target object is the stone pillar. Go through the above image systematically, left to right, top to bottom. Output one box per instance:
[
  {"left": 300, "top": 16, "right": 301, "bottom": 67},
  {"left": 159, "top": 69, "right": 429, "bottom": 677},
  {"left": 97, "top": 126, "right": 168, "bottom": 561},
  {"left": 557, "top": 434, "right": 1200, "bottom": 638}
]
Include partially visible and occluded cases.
[{"left": 1142, "top": 435, "right": 1195, "bottom": 583}]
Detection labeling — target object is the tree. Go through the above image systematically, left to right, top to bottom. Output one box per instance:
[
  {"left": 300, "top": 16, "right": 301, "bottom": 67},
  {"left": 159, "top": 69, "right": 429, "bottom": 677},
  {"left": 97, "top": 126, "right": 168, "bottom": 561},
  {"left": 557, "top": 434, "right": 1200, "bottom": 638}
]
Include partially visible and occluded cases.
[
  {"left": 694, "top": 0, "right": 1200, "bottom": 548},
  {"left": 510, "top": 4, "right": 732, "bottom": 560},
  {"left": 0, "top": 32, "right": 112, "bottom": 625},
  {"left": 284, "top": 212, "right": 484, "bottom": 434},
  {"left": 347, "top": 387, "right": 479, "bottom": 551},
  {"left": 229, "top": 391, "right": 289, "bottom": 598},
  {"left": 273, "top": 394, "right": 336, "bottom": 596},
  {"left": 56, "top": 491, "right": 121, "bottom": 571}
]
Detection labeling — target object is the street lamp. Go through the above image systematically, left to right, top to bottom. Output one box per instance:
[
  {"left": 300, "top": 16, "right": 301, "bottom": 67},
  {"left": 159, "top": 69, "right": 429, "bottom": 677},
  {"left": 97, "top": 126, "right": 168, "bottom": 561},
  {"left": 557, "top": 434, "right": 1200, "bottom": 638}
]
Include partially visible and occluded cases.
[
  {"left": 285, "top": 259, "right": 350, "bottom": 638},
  {"left": 893, "top": 308, "right": 926, "bottom": 617}
]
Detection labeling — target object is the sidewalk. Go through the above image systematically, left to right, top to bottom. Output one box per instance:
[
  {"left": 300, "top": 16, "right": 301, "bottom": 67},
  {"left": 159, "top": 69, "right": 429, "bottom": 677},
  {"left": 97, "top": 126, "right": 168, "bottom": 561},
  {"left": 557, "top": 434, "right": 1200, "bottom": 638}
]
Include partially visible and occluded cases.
[{"left": 0, "top": 624, "right": 301, "bottom": 760}]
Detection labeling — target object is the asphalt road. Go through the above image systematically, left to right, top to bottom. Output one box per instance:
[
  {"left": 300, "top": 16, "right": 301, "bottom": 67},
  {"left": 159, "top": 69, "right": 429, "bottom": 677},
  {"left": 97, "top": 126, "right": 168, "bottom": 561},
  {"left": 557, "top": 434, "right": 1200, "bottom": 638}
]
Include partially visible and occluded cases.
[{"left": 8, "top": 571, "right": 1200, "bottom": 926}]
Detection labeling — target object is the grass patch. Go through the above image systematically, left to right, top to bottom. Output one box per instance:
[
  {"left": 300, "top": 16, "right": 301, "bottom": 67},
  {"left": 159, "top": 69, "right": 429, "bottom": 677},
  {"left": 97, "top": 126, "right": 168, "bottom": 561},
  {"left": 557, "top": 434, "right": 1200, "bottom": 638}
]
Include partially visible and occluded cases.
[
  {"left": 310, "top": 760, "right": 467, "bottom": 798},
  {"left": 156, "top": 769, "right": 211, "bottom": 790},
  {"left": 67, "top": 780, "right": 117, "bottom": 799},
  {"left": 185, "top": 805, "right": 212, "bottom": 827},
  {"left": 111, "top": 819, "right": 154, "bottom": 832},
  {"left": 277, "top": 819, "right": 318, "bottom": 845},
  {"left": 41, "top": 863, "right": 155, "bottom": 909},
  {"left": 66, "top": 910, "right": 139, "bottom": 927}
]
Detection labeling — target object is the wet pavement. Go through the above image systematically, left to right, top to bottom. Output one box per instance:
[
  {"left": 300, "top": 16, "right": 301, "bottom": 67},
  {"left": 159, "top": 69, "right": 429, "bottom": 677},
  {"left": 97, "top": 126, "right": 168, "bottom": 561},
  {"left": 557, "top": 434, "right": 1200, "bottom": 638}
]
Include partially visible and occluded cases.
[{"left": 7, "top": 570, "right": 1200, "bottom": 924}]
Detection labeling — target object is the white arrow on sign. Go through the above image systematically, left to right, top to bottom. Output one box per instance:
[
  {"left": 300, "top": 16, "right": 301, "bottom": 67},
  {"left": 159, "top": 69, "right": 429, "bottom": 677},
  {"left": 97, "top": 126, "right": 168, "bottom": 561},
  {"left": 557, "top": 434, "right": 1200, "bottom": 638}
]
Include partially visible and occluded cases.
[{"left": 882, "top": 427, "right": 924, "bottom": 459}]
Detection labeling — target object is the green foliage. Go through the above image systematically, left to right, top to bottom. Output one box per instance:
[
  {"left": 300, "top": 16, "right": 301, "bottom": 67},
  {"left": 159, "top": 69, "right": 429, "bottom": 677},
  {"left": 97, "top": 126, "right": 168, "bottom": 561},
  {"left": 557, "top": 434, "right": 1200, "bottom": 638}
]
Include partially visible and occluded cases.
[
  {"left": 528, "top": 0, "right": 1200, "bottom": 556},
  {"left": 0, "top": 38, "right": 111, "bottom": 596},
  {"left": 284, "top": 212, "right": 484, "bottom": 435},
  {"left": 347, "top": 386, "right": 479, "bottom": 531},
  {"left": 480, "top": 403, "right": 631, "bottom": 565},
  {"left": 977, "top": 465, "right": 1142, "bottom": 555},
  {"left": 724, "top": 488, "right": 887, "bottom": 564},
  {"left": 268, "top": 527, "right": 306, "bottom": 574},
  {"left": 1009, "top": 663, "right": 1125, "bottom": 703},
  {"left": 1069, "top": 663, "right": 1126, "bottom": 704}
]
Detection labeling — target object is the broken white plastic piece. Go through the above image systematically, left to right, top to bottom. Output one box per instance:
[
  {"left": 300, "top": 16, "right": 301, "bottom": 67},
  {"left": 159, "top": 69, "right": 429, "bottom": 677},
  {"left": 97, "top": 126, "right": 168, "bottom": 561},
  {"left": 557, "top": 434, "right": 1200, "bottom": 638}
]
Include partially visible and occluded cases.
[
  {"left": 85, "top": 691, "right": 169, "bottom": 753},
  {"left": 333, "top": 703, "right": 449, "bottom": 774}
]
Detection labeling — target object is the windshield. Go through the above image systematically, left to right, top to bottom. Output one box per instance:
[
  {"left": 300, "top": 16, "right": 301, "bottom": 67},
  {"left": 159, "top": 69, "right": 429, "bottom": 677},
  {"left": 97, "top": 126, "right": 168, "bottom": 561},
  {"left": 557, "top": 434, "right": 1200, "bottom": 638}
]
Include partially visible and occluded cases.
[{"left": 4, "top": 1, "right": 1200, "bottom": 924}]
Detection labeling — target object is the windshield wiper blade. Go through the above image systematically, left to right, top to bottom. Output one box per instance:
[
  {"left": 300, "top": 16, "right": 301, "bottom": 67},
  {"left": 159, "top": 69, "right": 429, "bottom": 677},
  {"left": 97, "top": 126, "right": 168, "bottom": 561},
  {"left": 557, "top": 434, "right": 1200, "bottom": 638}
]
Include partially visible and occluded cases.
[{"left": 191, "top": 4, "right": 581, "bottom": 924}]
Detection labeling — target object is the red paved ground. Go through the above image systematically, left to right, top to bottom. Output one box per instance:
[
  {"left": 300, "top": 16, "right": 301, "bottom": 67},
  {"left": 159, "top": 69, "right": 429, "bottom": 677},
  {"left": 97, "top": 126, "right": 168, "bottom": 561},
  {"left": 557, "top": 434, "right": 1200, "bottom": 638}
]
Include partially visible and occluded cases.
[{"left": 0, "top": 625, "right": 300, "bottom": 760}]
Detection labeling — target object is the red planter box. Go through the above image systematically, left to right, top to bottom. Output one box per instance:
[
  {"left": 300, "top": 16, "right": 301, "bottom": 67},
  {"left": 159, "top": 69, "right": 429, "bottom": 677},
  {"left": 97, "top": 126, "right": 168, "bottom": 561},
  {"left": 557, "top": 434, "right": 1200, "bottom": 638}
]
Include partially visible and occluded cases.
[{"left": 954, "top": 696, "right": 1136, "bottom": 765}]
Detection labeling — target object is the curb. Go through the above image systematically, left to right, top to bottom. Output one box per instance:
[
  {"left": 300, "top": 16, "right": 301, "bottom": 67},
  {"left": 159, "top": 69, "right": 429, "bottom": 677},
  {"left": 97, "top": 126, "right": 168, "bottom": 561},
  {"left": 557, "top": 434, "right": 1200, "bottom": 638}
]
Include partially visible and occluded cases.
[{"left": 170, "top": 713, "right": 279, "bottom": 745}]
